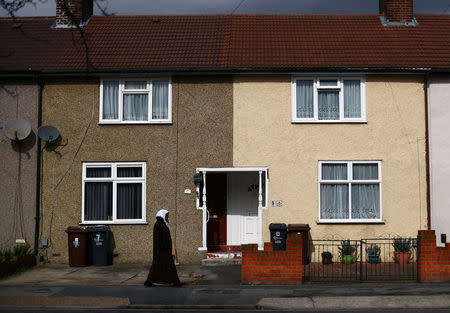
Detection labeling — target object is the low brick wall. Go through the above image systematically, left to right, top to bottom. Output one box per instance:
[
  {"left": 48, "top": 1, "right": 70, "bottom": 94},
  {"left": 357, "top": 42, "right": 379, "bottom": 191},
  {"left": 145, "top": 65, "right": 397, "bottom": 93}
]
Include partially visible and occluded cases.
[
  {"left": 418, "top": 230, "right": 450, "bottom": 282},
  {"left": 241, "top": 232, "right": 303, "bottom": 285}
]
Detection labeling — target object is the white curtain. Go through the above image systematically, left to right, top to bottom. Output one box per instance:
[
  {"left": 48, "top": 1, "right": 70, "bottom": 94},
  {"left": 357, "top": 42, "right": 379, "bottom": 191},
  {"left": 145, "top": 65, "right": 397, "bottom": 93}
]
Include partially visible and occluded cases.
[
  {"left": 296, "top": 80, "right": 314, "bottom": 118},
  {"left": 344, "top": 80, "right": 361, "bottom": 118},
  {"left": 102, "top": 81, "right": 119, "bottom": 119},
  {"left": 152, "top": 81, "right": 169, "bottom": 119},
  {"left": 318, "top": 90, "right": 339, "bottom": 120},
  {"left": 123, "top": 94, "right": 148, "bottom": 121},
  {"left": 322, "top": 163, "right": 347, "bottom": 180},
  {"left": 353, "top": 163, "right": 378, "bottom": 180},
  {"left": 321, "top": 164, "right": 348, "bottom": 219},
  {"left": 321, "top": 184, "right": 349, "bottom": 219},
  {"left": 351, "top": 184, "right": 380, "bottom": 219}
]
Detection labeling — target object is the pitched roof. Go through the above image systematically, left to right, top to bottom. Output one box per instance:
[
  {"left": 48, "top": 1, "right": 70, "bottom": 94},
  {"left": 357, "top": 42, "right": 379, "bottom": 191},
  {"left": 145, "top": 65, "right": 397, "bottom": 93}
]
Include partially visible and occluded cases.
[
  {"left": 1, "top": 14, "right": 449, "bottom": 72},
  {"left": 0, "top": 17, "right": 73, "bottom": 71}
]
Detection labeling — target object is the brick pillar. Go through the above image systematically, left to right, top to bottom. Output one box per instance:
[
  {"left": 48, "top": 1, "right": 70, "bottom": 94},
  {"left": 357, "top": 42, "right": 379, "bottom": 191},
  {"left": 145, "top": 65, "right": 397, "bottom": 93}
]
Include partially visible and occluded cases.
[{"left": 418, "top": 230, "right": 450, "bottom": 282}]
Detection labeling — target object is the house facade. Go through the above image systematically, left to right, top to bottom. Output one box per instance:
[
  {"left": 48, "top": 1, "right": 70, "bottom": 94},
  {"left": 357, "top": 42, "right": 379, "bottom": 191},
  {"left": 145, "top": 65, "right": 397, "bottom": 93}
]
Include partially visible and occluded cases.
[
  {"left": 1, "top": 0, "right": 449, "bottom": 264},
  {"left": 428, "top": 74, "right": 450, "bottom": 246},
  {"left": 0, "top": 79, "right": 39, "bottom": 251}
]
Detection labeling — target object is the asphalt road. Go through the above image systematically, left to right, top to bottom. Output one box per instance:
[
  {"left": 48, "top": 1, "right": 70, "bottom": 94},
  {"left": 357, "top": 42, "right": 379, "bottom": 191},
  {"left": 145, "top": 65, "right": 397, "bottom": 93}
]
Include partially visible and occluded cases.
[{"left": 1, "top": 309, "right": 450, "bottom": 313}]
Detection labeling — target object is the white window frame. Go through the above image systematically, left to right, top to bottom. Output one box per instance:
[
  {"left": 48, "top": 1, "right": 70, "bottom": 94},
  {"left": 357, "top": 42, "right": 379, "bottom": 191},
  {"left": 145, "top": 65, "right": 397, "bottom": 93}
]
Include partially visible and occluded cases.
[
  {"left": 291, "top": 75, "right": 366, "bottom": 123},
  {"left": 99, "top": 78, "right": 172, "bottom": 124},
  {"left": 318, "top": 160, "right": 382, "bottom": 223},
  {"left": 81, "top": 162, "right": 147, "bottom": 224}
]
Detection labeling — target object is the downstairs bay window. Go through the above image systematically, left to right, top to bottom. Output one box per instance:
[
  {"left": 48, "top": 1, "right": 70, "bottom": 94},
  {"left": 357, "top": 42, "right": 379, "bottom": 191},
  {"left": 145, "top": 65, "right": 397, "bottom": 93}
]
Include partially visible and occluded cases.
[
  {"left": 292, "top": 76, "right": 366, "bottom": 123},
  {"left": 100, "top": 78, "right": 171, "bottom": 124},
  {"left": 318, "top": 161, "right": 382, "bottom": 223},
  {"left": 82, "top": 162, "right": 146, "bottom": 224}
]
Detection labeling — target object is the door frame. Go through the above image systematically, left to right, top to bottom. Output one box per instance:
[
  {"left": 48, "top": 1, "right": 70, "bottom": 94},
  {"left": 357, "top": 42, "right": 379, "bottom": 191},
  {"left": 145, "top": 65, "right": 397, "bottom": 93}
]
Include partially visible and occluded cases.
[{"left": 196, "top": 167, "right": 269, "bottom": 251}]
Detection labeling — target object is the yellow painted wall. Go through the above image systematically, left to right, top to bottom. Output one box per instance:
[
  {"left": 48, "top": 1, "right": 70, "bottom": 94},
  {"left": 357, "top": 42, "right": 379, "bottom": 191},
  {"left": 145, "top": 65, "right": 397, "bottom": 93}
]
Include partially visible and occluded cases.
[{"left": 233, "top": 74, "right": 427, "bottom": 241}]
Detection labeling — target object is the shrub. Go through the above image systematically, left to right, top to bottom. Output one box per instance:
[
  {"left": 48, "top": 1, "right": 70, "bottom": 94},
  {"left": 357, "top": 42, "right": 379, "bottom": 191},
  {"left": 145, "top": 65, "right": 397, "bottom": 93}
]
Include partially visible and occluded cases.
[
  {"left": 392, "top": 238, "right": 412, "bottom": 253},
  {"left": 338, "top": 240, "right": 357, "bottom": 256},
  {"left": 13, "top": 243, "right": 31, "bottom": 257},
  {"left": 366, "top": 244, "right": 381, "bottom": 256},
  {"left": 321, "top": 251, "right": 333, "bottom": 259}
]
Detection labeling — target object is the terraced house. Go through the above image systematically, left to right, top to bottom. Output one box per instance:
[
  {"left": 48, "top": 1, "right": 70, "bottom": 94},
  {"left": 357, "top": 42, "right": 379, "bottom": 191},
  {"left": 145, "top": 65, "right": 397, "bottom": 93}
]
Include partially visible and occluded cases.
[{"left": 1, "top": 0, "right": 449, "bottom": 265}]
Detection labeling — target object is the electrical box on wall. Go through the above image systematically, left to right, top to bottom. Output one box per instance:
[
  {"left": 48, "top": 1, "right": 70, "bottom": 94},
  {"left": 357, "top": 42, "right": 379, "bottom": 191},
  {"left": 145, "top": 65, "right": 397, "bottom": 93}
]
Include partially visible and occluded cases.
[{"left": 42, "top": 238, "right": 48, "bottom": 248}]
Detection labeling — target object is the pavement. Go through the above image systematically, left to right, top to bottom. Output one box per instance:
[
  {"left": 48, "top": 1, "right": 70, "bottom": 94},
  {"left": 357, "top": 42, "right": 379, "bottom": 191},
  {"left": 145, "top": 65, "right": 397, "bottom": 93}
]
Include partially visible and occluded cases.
[{"left": 0, "top": 263, "right": 449, "bottom": 311}]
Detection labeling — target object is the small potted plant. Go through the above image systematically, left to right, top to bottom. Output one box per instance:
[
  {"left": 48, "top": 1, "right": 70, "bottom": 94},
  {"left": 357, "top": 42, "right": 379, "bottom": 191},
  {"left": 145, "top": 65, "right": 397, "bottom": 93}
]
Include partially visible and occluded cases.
[
  {"left": 392, "top": 238, "right": 411, "bottom": 265},
  {"left": 338, "top": 240, "right": 357, "bottom": 264},
  {"left": 366, "top": 244, "right": 381, "bottom": 264},
  {"left": 321, "top": 251, "right": 333, "bottom": 265}
]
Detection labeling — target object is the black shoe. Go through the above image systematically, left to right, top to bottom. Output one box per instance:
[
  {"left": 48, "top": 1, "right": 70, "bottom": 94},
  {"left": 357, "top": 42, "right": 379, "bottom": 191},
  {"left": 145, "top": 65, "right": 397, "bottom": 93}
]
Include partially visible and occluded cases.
[
  {"left": 144, "top": 281, "right": 155, "bottom": 287},
  {"left": 174, "top": 282, "right": 183, "bottom": 287}
]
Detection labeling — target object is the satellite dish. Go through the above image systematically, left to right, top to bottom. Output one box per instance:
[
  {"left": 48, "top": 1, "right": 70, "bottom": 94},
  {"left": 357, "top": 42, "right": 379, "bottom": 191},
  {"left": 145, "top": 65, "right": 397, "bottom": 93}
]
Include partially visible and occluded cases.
[
  {"left": 2, "top": 118, "right": 31, "bottom": 141},
  {"left": 37, "top": 125, "right": 60, "bottom": 142}
]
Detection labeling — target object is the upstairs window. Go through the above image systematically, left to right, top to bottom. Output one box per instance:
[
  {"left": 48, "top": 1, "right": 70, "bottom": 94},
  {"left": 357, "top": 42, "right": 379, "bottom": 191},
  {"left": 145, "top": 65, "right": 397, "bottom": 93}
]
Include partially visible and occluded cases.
[
  {"left": 292, "top": 76, "right": 366, "bottom": 123},
  {"left": 100, "top": 79, "right": 171, "bottom": 124}
]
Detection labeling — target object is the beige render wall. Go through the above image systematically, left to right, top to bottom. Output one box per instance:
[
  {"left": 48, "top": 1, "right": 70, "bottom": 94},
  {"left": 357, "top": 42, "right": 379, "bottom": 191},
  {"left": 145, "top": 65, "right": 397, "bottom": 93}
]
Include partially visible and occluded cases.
[
  {"left": 233, "top": 74, "right": 427, "bottom": 241},
  {"left": 40, "top": 76, "right": 232, "bottom": 264},
  {"left": 0, "top": 81, "right": 38, "bottom": 250}
]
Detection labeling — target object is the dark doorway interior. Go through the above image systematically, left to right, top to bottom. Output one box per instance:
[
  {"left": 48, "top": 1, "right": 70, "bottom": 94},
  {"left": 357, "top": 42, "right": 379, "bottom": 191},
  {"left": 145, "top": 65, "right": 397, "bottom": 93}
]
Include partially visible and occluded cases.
[{"left": 206, "top": 173, "right": 227, "bottom": 251}]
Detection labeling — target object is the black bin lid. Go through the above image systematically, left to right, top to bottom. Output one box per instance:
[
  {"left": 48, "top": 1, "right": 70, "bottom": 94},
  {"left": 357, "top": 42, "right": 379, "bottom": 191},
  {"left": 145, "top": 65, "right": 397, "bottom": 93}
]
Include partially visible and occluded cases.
[
  {"left": 269, "top": 223, "right": 287, "bottom": 231},
  {"left": 89, "top": 225, "right": 110, "bottom": 232}
]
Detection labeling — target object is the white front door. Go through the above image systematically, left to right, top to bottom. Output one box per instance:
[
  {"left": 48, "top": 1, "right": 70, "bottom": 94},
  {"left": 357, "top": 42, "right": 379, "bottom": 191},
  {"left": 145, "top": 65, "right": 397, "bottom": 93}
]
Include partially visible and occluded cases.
[{"left": 227, "top": 172, "right": 259, "bottom": 245}]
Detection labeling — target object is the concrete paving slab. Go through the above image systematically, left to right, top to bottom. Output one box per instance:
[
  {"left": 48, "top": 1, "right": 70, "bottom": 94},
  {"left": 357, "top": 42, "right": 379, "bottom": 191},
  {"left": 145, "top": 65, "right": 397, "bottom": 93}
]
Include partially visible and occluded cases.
[
  {"left": 0, "top": 263, "right": 203, "bottom": 286},
  {"left": 258, "top": 295, "right": 450, "bottom": 310},
  {"left": 0, "top": 296, "right": 129, "bottom": 306}
]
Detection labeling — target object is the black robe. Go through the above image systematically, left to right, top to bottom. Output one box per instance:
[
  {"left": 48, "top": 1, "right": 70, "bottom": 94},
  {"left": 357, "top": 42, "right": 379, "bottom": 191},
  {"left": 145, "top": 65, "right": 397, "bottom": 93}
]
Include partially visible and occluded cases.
[{"left": 145, "top": 217, "right": 180, "bottom": 285}]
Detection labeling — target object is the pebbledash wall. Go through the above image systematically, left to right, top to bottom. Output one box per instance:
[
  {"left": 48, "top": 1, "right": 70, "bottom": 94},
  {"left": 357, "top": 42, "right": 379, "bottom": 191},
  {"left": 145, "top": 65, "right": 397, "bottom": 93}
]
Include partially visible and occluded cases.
[
  {"left": 233, "top": 74, "right": 428, "bottom": 242},
  {"left": 39, "top": 76, "right": 233, "bottom": 264},
  {"left": 0, "top": 80, "right": 38, "bottom": 250}
]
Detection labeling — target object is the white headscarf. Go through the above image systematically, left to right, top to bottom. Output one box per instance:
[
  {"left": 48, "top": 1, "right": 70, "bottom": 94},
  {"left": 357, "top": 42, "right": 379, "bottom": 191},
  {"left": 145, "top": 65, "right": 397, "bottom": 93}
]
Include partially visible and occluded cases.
[{"left": 156, "top": 209, "right": 169, "bottom": 226}]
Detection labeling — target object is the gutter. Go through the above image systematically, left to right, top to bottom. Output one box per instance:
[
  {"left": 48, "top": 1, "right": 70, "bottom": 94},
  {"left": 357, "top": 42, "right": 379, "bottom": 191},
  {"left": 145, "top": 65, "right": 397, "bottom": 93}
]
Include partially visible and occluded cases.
[
  {"left": 0, "top": 67, "right": 440, "bottom": 77},
  {"left": 424, "top": 72, "right": 431, "bottom": 230},
  {"left": 34, "top": 77, "right": 43, "bottom": 256}
]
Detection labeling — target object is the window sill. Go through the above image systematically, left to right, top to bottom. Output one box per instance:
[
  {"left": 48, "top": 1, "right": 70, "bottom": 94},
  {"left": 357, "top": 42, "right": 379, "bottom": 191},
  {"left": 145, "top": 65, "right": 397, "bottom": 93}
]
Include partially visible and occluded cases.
[
  {"left": 291, "top": 120, "right": 367, "bottom": 124},
  {"left": 98, "top": 121, "right": 172, "bottom": 125},
  {"left": 317, "top": 220, "right": 385, "bottom": 225},
  {"left": 79, "top": 221, "right": 148, "bottom": 226}
]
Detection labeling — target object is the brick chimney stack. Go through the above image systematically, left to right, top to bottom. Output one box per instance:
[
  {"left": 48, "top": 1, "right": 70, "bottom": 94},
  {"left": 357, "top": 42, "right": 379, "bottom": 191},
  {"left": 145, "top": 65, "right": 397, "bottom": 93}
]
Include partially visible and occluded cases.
[
  {"left": 55, "top": 0, "right": 93, "bottom": 27},
  {"left": 379, "top": 0, "right": 414, "bottom": 23}
]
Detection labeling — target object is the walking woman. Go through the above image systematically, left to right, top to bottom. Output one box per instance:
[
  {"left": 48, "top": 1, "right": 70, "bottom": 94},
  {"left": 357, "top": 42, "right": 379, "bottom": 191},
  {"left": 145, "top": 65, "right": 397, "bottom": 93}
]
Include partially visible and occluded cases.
[{"left": 144, "top": 209, "right": 181, "bottom": 287}]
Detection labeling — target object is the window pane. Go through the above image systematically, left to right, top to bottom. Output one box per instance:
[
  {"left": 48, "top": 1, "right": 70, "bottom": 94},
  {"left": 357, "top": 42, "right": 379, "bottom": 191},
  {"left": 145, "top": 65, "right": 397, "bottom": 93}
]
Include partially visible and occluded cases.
[
  {"left": 320, "top": 79, "right": 338, "bottom": 87},
  {"left": 296, "top": 80, "right": 314, "bottom": 118},
  {"left": 344, "top": 80, "right": 361, "bottom": 118},
  {"left": 102, "top": 81, "right": 118, "bottom": 119},
  {"left": 124, "top": 81, "right": 147, "bottom": 89},
  {"left": 152, "top": 81, "right": 169, "bottom": 119},
  {"left": 318, "top": 90, "right": 339, "bottom": 120},
  {"left": 123, "top": 94, "right": 148, "bottom": 121},
  {"left": 353, "top": 163, "right": 378, "bottom": 180},
  {"left": 322, "top": 164, "right": 347, "bottom": 180},
  {"left": 86, "top": 167, "right": 111, "bottom": 178},
  {"left": 117, "top": 167, "right": 142, "bottom": 177},
  {"left": 84, "top": 182, "right": 112, "bottom": 221},
  {"left": 117, "top": 183, "right": 142, "bottom": 219},
  {"left": 320, "top": 184, "right": 349, "bottom": 219},
  {"left": 351, "top": 184, "right": 380, "bottom": 219}
]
